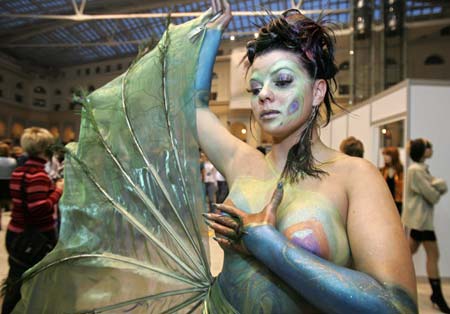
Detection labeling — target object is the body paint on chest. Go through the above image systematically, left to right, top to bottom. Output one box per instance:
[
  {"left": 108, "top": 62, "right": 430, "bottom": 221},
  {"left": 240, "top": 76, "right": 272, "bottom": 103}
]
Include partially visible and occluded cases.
[{"left": 283, "top": 220, "right": 331, "bottom": 260}]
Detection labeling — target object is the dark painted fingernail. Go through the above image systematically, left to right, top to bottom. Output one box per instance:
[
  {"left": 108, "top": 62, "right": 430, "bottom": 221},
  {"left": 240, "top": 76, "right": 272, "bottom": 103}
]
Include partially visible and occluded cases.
[
  {"left": 277, "top": 181, "right": 283, "bottom": 189},
  {"left": 202, "top": 213, "right": 210, "bottom": 218},
  {"left": 203, "top": 219, "right": 212, "bottom": 226},
  {"left": 242, "top": 231, "right": 249, "bottom": 235},
  {"left": 212, "top": 237, "right": 219, "bottom": 242}
]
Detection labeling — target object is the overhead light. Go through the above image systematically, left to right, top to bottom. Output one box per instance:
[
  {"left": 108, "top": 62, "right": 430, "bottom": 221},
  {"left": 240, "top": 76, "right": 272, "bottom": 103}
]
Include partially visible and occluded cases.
[
  {"left": 254, "top": 33, "right": 259, "bottom": 38},
  {"left": 230, "top": 35, "right": 235, "bottom": 41},
  {"left": 349, "top": 50, "right": 354, "bottom": 55},
  {"left": 241, "top": 128, "right": 247, "bottom": 134},
  {"left": 381, "top": 128, "right": 387, "bottom": 134}
]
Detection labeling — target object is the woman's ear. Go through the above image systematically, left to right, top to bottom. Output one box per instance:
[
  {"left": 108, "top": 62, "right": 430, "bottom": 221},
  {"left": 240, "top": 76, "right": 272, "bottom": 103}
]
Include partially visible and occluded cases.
[{"left": 312, "top": 79, "right": 327, "bottom": 107}]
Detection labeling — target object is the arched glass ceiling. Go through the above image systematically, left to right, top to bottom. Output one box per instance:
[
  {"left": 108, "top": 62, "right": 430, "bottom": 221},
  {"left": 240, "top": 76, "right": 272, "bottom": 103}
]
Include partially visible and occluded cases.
[{"left": 0, "top": 0, "right": 448, "bottom": 67}]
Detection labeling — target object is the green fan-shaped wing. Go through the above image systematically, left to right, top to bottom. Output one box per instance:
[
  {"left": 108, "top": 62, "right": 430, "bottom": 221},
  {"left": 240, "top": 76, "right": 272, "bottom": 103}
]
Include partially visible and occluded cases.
[{"left": 13, "top": 11, "right": 215, "bottom": 314}]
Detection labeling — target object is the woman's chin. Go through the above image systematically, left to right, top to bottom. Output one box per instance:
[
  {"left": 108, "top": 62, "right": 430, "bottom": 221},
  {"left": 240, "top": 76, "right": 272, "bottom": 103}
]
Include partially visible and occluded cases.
[{"left": 260, "top": 125, "right": 293, "bottom": 140}]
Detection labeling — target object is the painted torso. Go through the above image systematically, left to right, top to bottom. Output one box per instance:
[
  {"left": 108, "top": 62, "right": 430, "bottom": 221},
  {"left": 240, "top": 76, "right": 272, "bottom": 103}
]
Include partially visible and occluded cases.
[{"left": 218, "top": 158, "right": 351, "bottom": 313}]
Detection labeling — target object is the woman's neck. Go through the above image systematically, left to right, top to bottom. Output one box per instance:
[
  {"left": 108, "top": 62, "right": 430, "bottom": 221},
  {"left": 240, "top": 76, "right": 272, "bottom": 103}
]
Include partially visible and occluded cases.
[{"left": 268, "top": 127, "right": 331, "bottom": 172}]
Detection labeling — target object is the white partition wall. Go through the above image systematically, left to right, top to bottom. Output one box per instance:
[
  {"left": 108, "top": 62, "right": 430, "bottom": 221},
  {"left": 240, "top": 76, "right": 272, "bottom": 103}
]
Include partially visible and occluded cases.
[
  {"left": 409, "top": 82, "right": 450, "bottom": 277},
  {"left": 371, "top": 84, "right": 407, "bottom": 123},
  {"left": 348, "top": 105, "right": 374, "bottom": 164},
  {"left": 330, "top": 115, "right": 348, "bottom": 150}
]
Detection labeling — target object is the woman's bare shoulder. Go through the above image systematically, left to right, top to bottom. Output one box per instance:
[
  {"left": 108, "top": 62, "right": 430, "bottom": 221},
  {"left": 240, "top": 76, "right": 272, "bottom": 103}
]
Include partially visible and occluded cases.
[
  {"left": 322, "top": 153, "right": 384, "bottom": 193},
  {"left": 332, "top": 153, "right": 379, "bottom": 176}
]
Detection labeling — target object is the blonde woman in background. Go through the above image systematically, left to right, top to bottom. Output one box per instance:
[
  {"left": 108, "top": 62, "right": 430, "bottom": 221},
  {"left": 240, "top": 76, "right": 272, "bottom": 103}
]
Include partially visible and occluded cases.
[{"left": 2, "top": 127, "right": 64, "bottom": 314}]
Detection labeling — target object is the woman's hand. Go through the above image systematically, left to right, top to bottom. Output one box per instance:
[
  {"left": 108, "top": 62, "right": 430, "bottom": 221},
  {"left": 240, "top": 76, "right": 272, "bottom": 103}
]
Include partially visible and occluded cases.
[
  {"left": 207, "top": 0, "right": 232, "bottom": 31},
  {"left": 203, "top": 182, "right": 284, "bottom": 254}
]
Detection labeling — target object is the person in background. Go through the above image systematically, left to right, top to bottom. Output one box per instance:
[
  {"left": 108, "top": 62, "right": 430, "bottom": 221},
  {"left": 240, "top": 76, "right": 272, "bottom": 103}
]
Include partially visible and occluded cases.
[
  {"left": 2, "top": 127, "right": 64, "bottom": 314},
  {"left": 339, "top": 136, "right": 364, "bottom": 158},
  {"left": 402, "top": 138, "right": 449, "bottom": 313},
  {"left": 0, "top": 139, "right": 13, "bottom": 149},
  {"left": 0, "top": 143, "right": 17, "bottom": 226},
  {"left": 11, "top": 146, "right": 27, "bottom": 167},
  {"left": 381, "top": 146, "right": 404, "bottom": 215},
  {"left": 45, "top": 147, "right": 65, "bottom": 181},
  {"left": 202, "top": 155, "right": 217, "bottom": 212},
  {"left": 215, "top": 170, "right": 228, "bottom": 204}
]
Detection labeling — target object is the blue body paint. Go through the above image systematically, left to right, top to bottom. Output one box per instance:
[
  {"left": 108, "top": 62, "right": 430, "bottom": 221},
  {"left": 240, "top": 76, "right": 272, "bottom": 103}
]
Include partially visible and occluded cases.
[
  {"left": 195, "top": 29, "right": 222, "bottom": 91},
  {"left": 243, "top": 225, "right": 418, "bottom": 314}
]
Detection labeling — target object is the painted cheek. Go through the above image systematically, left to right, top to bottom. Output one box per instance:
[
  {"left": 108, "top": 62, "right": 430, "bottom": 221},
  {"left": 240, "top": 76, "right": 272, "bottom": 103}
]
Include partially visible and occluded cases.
[
  {"left": 282, "top": 99, "right": 303, "bottom": 125},
  {"left": 287, "top": 101, "right": 300, "bottom": 115}
]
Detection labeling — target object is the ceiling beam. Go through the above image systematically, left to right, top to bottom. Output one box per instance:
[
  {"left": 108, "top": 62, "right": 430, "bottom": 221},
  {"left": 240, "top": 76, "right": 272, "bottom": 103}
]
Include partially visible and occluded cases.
[
  {"left": 0, "top": 0, "right": 196, "bottom": 43},
  {"left": 1, "top": 9, "right": 349, "bottom": 20}
]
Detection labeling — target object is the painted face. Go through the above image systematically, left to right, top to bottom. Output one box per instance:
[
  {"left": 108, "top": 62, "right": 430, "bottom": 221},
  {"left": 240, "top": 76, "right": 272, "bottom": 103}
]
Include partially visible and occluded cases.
[{"left": 248, "top": 50, "right": 314, "bottom": 138}]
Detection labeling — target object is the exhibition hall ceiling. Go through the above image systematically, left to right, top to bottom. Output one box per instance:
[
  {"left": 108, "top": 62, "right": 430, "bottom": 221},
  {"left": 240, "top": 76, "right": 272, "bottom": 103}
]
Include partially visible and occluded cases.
[{"left": 0, "top": 0, "right": 448, "bottom": 68}]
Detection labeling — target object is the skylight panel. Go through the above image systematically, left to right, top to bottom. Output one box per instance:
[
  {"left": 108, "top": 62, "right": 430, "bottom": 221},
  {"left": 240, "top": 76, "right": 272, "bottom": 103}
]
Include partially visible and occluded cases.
[
  {"left": 39, "top": 0, "right": 67, "bottom": 9},
  {"left": 10, "top": 2, "right": 39, "bottom": 13},
  {"left": 191, "top": 2, "right": 199, "bottom": 10},
  {"left": 432, "top": 6, "right": 442, "bottom": 14},
  {"left": 234, "top": 16, "right": 242, "bottom": 29},
  {"left": 241, "top": 16, "right": 250, "bottom": 29},
  {"left": 0, "top": 19, "right": 29, "bottom": 28},
  {"left": 139, "top": 25, "right": 153, "bottom": 39},
  {"left": 53, "top": 27, "right": 81, "bottom": 43},
  {"left": 84, "top": 28, "right": 101, "bottom": 42},
  {"left": 114, "top": 30, "right": 128, "bottom": 42},
  {"left": 116, "top": 44, "right": 133, "bottom": 55},
  {"left": 96, "top": 45, "right": 116, "bottom": 57},
  {"left": 116, "top": 45, "right": 127, "bottom": 55},
  {"left": 78, "top": 47, "right": 100, "bottom": 61}
]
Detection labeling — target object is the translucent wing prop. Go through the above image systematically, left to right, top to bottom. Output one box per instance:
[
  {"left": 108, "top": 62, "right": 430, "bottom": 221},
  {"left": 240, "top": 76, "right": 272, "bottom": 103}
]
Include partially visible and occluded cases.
[{"left": 14, "top": 12, "right": 215, "bottom": 314}]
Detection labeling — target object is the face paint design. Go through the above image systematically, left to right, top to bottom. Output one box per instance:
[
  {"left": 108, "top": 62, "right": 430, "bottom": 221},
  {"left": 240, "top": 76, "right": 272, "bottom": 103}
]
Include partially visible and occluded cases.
[
  {"left": 248, "top": 51, "right": 312, "bottom": 136},
  {"left": 288, "top": 101, "right": 300, "bottom": 115}
]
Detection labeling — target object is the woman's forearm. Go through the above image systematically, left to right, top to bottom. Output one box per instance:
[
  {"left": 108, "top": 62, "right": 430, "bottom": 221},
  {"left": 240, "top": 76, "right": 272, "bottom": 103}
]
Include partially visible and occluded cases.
[
  {"left": 194, "top": 28, "right": 222, "bottom": 108},
  {"left": 243, "top": 225, "right": 417, "bottom": 314}
]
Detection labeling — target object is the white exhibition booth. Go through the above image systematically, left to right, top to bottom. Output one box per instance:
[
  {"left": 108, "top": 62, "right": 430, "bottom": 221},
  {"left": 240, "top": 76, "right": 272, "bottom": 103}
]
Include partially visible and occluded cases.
[{"left": 320, "top": 79, "right": 450, "bottom": 278}]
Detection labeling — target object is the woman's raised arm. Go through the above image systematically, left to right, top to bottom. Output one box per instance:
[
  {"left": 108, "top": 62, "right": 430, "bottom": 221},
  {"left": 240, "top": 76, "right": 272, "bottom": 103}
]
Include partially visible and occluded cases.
[{"left": 194, "top": 0, "right": 254, "bottom": 181}]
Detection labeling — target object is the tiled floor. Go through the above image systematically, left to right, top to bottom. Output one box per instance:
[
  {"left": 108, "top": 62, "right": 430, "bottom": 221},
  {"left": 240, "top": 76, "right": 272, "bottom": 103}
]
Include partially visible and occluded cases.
[{"left": 1, "top": 211, "right": 449, "bottom": 313}]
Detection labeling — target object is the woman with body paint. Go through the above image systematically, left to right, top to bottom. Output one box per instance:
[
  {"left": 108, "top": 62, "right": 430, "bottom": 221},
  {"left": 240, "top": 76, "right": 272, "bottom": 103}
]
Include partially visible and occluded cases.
[{"left": 198, "top": 1, "right": 417, "bottom": 313}]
